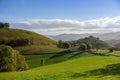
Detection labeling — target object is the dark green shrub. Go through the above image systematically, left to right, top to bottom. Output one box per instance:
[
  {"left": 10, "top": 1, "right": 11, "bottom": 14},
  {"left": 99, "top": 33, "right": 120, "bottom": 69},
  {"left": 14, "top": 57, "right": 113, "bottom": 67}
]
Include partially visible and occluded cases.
[
  {"left": 0, "top": 22, "right": 10, "bottom": 29},
  {"left": 0, "top": 23, "right": 4, "bottom": 28},
  {"left": 4, "top": 23, "right": 10, "bottom": 29},
  {"left": 7, "top": 39, "right": 29, "bottom": 46},
  {"left": 57, "top": 40, "right": 70, "bottom": 48},
  {"left": 57, "top": 40, "right": 63, "bottom": 48},
  {"left": 62, "top": 42, "right": 70, "bottom": 48},
  {"left": 79, "top": 43, "right": 87, "bottom": 51},
  {"left": 86, "top": 43, "right": 93, "bottom": 49},
  {"left": 0, "top": 45, "right": 28, "bottom": 72},
  {"left": 109, "top": 48, "right": 114, "bottom": 53},
  {"left": 15, "top": 50, "right": 28, "bottom": 71}
]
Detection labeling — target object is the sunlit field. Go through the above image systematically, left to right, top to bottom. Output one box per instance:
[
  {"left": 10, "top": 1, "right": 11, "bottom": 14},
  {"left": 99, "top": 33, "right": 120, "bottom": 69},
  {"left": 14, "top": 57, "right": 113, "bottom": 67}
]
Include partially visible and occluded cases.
[{"left": 0, "top": 51, "right": 120, "bottom": 80}]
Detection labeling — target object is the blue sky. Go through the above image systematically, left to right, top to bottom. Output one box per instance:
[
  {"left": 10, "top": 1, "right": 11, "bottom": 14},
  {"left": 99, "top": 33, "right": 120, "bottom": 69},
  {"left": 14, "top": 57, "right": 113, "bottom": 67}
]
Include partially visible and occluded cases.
[
  {"left": 1, "top": 0, "right": 120, "bottom": 22},
  {"left": 1, "top": 0, "right": 120, "bottom": 35}
]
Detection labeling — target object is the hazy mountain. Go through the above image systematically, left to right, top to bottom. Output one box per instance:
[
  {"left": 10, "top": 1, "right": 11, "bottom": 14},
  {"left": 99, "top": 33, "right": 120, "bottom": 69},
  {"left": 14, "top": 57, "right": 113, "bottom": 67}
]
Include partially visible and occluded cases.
[
  {"left": 50, "top": 31, "right": 120, "bottom": 41},
  {"left": 49, "top": 33, "right": 91, "bottom": 41},
  {"left": 107, "top": 40, "right": 120, "bottom": 48}
]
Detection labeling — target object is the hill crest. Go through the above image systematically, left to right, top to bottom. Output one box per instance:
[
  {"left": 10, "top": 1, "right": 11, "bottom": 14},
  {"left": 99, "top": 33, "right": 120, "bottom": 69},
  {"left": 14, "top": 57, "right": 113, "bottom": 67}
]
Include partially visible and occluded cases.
[
  {"left": 0, "top": 29, "right": 63, "bottom": 54},
  {"left": 67, "top": 36, "right": 114, "bottom": 49}
]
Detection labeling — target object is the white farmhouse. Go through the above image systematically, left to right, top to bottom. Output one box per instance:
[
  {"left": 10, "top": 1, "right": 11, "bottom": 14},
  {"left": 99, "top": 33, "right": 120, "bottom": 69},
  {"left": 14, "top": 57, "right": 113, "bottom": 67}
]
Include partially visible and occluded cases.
[{"left": 68, "top": 46, "right": 80, "bottom": 51}]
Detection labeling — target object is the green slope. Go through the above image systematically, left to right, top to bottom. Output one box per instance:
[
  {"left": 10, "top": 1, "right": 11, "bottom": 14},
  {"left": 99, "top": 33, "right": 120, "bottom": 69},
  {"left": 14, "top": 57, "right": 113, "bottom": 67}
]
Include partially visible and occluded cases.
[
  {"left": 0, "top": 29, "right": 63, "bottom": 54},
  {"left": 68, "top": 36, "right": 114, "bottom": 49},
  {"left": 24, "top": 50, "right": 120, "bottom": 69},
  {"left": 25, "top": 51, "right": 94, "bottom": 69},
  {"left": 0, "top": 53, "right": 120, "bottom": 80}
]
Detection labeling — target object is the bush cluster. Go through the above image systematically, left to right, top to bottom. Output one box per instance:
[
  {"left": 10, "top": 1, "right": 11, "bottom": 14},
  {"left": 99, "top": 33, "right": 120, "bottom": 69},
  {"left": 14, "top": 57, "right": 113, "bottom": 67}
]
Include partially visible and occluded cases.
[
  {"left": 0, "top": 22, "right": 9, "bottom": 29},
  {"left": 0, "top": 39, "right": 33, "bottom": 47},
  {"left": 57, "top": 40, "right": 70, "bottom": 48},
  {"left": 79, "top": 43, "right": 93, "bottom": 51},
  {"left": 0, "top": 45, "right": 28, "bottom": 72}
]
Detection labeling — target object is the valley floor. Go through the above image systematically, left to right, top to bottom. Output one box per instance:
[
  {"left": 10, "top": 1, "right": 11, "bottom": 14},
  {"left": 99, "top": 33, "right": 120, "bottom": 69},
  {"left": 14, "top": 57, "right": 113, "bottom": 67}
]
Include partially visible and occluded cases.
[{"left": 0, "top": 51, "right": 120, "bottom": 80}]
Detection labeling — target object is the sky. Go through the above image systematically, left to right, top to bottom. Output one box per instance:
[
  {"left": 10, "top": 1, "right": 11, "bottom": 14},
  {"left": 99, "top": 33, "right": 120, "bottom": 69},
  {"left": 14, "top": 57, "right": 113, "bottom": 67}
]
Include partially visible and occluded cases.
[{"left": 0, "top": 0, "right": 120, "bottom": 35}]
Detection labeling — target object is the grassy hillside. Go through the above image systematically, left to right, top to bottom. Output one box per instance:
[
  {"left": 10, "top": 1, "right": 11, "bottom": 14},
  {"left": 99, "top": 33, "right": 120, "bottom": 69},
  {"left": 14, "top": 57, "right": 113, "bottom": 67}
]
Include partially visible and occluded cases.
[
  {"left": 0, "top": 29, "right": 63, "bottom": 54},
  {"left": 0, "top": 29, "right": 55, "bottom": 45},
  {"left": 67, "top": 36, "right": 114, "bottom": 49},
  {"left": 25, "top": 50, "right": 120, "bottom": 69},
  {"left": 0, "top": 51, "right": 120, "bottom": 80},
  {"left": 25, "top": 51, "right": 94, "bottom": 69}
]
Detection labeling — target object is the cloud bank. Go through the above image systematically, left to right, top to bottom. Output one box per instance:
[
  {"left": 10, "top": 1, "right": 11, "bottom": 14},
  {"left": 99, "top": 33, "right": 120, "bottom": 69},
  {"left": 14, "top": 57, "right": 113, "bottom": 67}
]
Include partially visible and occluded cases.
[{"left": 11, "top": 16, "right": 120, "bottom": 35}]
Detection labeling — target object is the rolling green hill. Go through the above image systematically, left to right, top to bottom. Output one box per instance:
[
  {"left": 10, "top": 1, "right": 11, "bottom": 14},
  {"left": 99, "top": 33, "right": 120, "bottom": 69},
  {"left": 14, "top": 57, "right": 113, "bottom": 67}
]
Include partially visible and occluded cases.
[
  {"left": 0, "top": 29, "right": 63, "bottom": 54},
  {"left": 67, "top": 36, "right": 114, "bottom": 49},
  {"left": 25, "top": 50, "right": 120, "bottom": 69},
  {"left": 0, "top": 51, "right": 120, "bottom": 80},
  {"left": 25, "top": 51, "right": 94, "bottom": 69}
]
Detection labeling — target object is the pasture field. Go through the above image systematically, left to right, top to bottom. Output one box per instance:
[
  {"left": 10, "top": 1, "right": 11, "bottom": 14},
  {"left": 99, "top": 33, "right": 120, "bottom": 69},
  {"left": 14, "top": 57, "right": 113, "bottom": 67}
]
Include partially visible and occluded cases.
[{"left": 0, "top": 51, "right": 120, "bottom": 80}]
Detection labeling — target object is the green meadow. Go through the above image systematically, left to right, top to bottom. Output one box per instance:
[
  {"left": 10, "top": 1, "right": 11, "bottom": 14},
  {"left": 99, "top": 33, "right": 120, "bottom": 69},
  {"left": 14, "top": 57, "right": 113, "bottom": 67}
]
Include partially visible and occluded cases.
[{"left": 0, "top": 50, "right": 120, "bottom": 80}]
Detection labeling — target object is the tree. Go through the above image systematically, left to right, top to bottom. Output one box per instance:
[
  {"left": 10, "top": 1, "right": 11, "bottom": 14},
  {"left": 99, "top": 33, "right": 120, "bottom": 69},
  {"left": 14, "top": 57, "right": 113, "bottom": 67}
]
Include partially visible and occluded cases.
[
  {"left": 0, "top": 22, "right": 10, "bottom": 29},
  {"left": 0, "top": 23, "right": 4, "bottom": 28},
  {"left": 4, "top": 23, "right": 10, "bottom": 29},
  {"left": 58, "top": 40, "right": 63, "bottom": 48},
  {"left": 58, "top": 40, "right": 70, "bottom": 48},
  {"left": 62, "top": 42, "right": 70, "bottom": 48},
  {"left": 79, "top": 43, "right": 87, "bottom": 51},
  {"left": 87, "top": 43, "right": 93, "bottom": 49},
  {"left": 0, "top": 45, "right": 28, "bottom": 72},
  {"left": 109, "top": 48, "right": 114, "bottom": 53}
]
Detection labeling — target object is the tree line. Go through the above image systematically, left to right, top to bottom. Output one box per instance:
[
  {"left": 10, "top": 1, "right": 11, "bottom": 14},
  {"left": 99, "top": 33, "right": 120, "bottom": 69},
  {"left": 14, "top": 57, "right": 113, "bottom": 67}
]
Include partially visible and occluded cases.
[
  {"left": 0, "top": 22, "right": 10, "bottom": 29},
  {"left": 0, "top": 38, "right": 33, "bottom": 47},
  {"left": 57, "top": 40, "right": 93, "bottom": 51}
]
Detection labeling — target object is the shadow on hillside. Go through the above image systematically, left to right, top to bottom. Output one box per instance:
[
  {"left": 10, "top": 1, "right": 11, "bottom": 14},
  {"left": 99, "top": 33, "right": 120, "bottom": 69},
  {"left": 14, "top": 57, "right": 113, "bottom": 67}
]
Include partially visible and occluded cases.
[
  {"left": 50, "top": 50, "right": 74, "bottom": 59},
  {"left": 88, "top": 50, "right": 120, "bottom": 57},
  {"left": 88, "top": 50, "right": 108, "bottom": 56},
  {"left": 68, "top": 51, "right": 84, "bottom": 59},
  {"left": 71, "top": 63, "right": 120, "bottom": 78},
  {"left": 86, "top": 63, "right": 120, "bottom": 76},
  {"left": 71, "top": 73, "right": 87, "bottom": 78}
]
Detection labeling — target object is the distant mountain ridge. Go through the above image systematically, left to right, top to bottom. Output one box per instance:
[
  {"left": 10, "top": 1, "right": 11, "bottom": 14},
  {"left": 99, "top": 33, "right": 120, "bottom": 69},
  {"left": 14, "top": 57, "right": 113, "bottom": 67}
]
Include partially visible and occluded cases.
[
  {"left": 50, "top": 31, "right": 120, "bottom": 41},
  {"left": 107, "top": 40, "right": 120, "bottom": 48}
]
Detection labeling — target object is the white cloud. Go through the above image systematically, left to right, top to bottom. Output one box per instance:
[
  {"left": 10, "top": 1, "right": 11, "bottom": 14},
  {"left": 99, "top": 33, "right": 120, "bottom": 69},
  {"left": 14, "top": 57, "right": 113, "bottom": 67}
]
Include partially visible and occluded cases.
[{"left": 11, "top": 16, "right": 120, "bottom": 35}]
